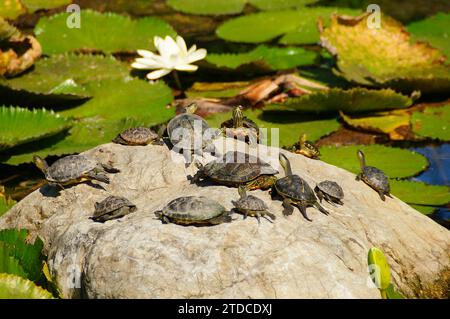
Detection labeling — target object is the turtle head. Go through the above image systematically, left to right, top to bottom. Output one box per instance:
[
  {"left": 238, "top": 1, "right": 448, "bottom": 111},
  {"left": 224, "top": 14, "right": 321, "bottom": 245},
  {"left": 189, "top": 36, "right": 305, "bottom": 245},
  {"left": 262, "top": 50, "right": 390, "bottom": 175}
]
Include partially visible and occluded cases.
[
  {"left": 184, "top": 103, "right": 198, "bottom": 114},
  {"left": 232, "top": 105, "right": 244, "bottom": 128},
  {"left": 299, "top": 133, "right": 307, "bottom": 145},
  {"left": 357, "top": 150, "right": 366, "bottom": 169},
  {"left": 279, "top": 153, "right": 293, "bottom": 176},
  {"left": 33, "top": 155, "right": 48, "bottom": 174},
  {"left": 238, "top": 185, "right": 247, "bottom": 199},
  {"left": 154, "top": 210, "right": 163, "bottom": 220}
]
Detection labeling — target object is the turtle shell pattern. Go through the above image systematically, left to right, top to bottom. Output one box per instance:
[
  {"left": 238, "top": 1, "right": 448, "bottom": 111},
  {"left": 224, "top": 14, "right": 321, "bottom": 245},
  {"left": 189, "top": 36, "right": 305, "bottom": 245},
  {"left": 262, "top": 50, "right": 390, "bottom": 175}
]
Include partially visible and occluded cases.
[
  {"left": 167, "top": 113, "right": 211, "bottom": 150},
  {"left": 116, "top": 127, "right": 158, "bottom": 145},
  {"left": 46, "top": 155, "right": 97, "bottom": 183},
  {"left": 362, "top": 166, "right": 390, "bottom": 193},
  {"left": 275, "top": 175, "right": 316, "bottom": 203},
  {"left": 316, "top": 180, "right": 344, "bottom": 199},
  {"left": 233, "top": 195, "right": 268, "bottom": 211},
  {"left": 93, "top": 196, "right": 137, "bottom": 219},
  {"left": 161, "top": 196, "right": 227, "bottom": 222}
]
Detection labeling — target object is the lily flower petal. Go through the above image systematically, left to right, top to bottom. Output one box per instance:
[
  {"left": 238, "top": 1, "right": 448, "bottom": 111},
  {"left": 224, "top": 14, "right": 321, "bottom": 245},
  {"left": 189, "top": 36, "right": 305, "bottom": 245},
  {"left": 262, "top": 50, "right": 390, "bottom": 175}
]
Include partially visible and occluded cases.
[
  {"left": 176, "top": 35, "right": 188, "bottom": 55},
  {"left": 187, "top": 45, "right": 197, "bottom": 55},
  {"left": 187, "top": 48, "right": 207, "bottom": 64},
  {"left": 137, "top": 49, "right": 156, "bottom": 59},
  {"left": 133, "top": 58, "right": 162, "bottom": 69},
  {"left": 174, "top": 64, "right": 198, "bottom": 72},
  {"left": 146, "top": 68, "right": 172, "bottom": 80}
]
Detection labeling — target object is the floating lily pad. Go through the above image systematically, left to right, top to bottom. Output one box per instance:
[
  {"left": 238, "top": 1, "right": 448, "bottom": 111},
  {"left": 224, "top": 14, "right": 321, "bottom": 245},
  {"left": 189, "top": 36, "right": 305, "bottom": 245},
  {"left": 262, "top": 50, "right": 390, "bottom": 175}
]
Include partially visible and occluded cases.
[
  {"left": 0, "top": 0, "right": 25, "bottom": 19},
  {"left": 167, "top": 0, "right": 246, "bottom": 15},
  {"left": 250, "top": 0, "right": 318, "bottom": 11},
  {"left": 216, "top": 8, "right": 360, "bottom": 44},
  {"left": 35, "top": 9, "right": 176, "bottom": 54},
  {"left": 407, "top": 13, "right": 450, "bottom": 58},
  {"left": 320, "top": 14, "right": 450, "bottom": 93},
  {"left": 206, "top": 45, "right": 317, "bottom": 71},
  {"left": 0, "top": 54, "right": 129, "bottom": 99},
  {"left": 186, "top": 81, "right": 249, "bottom": 98},
  {"left": 279, "top": 88, "right": 414, "bottom": 114},
  {"left": 411, "top": 104, "right": 450, "bottom": 141},
  {"left": 0, "top": 106, "right": 71, "bottom": 151},
  {"left": 206, "top": 108, "right": 340, "bottom": 147},
  {"left": 340, "top": 110, "right": 411, "bottom": 140},
  {"left": 319, "top": 145, "right": 428, "bottom": 178},
  {"left": 391, "top": 180, "right": 450, "bottom": 210},
  {"left": 0, "top": 196, "right": 15, "bottom": 217},
  {"left": 409, "top": 204, "right": 438, "bottom": 215},
  {"left": 0, "top": 243, "right": 28, "bottom": 279},
  {"left": 0, "top": 273, "right": 54, "bottom": 299}
]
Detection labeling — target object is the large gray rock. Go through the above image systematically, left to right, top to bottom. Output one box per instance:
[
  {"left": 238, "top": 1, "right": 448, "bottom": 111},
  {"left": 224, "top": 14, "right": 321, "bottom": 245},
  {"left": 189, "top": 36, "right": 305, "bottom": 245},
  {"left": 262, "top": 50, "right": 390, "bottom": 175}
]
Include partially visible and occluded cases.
[{"left": 1, "top": 139, "right": 449, "bottom": 298}]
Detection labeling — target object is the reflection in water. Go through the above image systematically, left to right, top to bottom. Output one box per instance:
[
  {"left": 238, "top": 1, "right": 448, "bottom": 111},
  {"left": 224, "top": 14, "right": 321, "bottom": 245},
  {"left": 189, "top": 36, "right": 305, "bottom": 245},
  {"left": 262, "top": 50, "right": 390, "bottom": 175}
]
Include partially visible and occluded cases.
[{"left": 412, "top": 144, "right": 449, "bottom": 228}]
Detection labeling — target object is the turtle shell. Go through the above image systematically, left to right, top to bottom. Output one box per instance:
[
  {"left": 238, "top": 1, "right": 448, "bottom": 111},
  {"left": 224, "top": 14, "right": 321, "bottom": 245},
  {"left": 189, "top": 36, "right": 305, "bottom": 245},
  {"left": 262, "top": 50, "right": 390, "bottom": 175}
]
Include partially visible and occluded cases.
[
  {"left": 167, "top": 113, "right": 212, "bottom": 150},
  {"left": 220, "top": 116, "right": 259, "bottom": 131},
  {"left": 114, "top": 127, "right": 158, "bottom": 145},
  {"left": 46, "top": 155, "right": 97, "bottom": 183},
  {"left": 362, "top": 166, "right": 390, "bottom": 193},
  {"left": 275, "top": 174, "right": 316, "bottom": 203},
  {"left": 316, "top": 180, "right": 344, "bottom": 199},
  {"left": 232, "top": 195, "right": 268, "bottom": 211},
  {"left": 93, "top": 196, "right": 137, "bottom": 218},
  {"left": 162, "top": 196, "right": 227, "bottom": 222}
]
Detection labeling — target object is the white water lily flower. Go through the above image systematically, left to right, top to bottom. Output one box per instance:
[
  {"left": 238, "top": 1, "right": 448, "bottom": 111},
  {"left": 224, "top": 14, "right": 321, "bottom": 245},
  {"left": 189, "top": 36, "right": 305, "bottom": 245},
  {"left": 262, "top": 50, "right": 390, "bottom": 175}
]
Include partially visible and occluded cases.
[{"left": 132, "top": 35, "right": 207, "bottom": 80}]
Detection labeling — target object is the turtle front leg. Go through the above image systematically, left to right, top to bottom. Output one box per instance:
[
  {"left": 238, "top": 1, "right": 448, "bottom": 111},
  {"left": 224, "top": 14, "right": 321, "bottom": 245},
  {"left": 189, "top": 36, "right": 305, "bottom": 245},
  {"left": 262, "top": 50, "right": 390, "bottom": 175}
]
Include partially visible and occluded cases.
[
  {"left": 100, "top": 163, "right": 120, "bottom": 173},
  {"left": 87, "top": 172, "right": 110, "bottom": 184},
  {"left": 355, "top": 173, "right": 361, "bottom": 181},
  {"left": 316, "top": 189, "right": 324, "bottom": 203},
  {"left": 378, "top": 190, "right": 386, "bottom": 201},
  {"left": 282, "top": 198, "right": 294, "bottom": 216},
  {"left": 314, "top": 201, "right": 330, "bottom": 216},
  {"left": 297, "top": 203, "right": 312, "bottom": 222}
]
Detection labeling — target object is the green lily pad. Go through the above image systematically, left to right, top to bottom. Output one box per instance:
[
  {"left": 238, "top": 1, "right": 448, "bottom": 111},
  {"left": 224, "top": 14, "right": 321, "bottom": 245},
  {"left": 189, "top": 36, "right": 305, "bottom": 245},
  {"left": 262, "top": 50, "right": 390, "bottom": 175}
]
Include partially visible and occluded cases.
[
  {"left": 0, "top": 0, "right": 25, "bottom": 19},
  {"left": 21, "top": 0, "right": 70, "bottom": 12},
  {"left": 167, "top": 0, "right": 246, "bottom": 15},
  {"left": 250, "top": 0, "right": 318, "bottom": 11},
  {"left": 216, "top": 7, "right": 360, "bottom": 44},
  {"left": 35, "top": 9, "right": 176, "bottom": 54},
  {"left": 407, "top": 13, "right": 450, "bottom": 58},
  {"left": 320, "top": 14, "right": 450, "bottom": 93},
  {"left": 206, "top": 45, "right": 317, "bottom": 71},
  {"left": 0, "top": 54, "right": 130, "bottom": 99},
  {"left": 186, "top": 81, "right": 249, "bottom": 98},
  {"left": 278, "top": 88, "right": 415, "bottom": 114},
  {"left": 411, "top": 104, "right": 450, "bottom": 141},
  {"left": 0, "top": 106, "right": 71, "bottom": 151},
  {"left": 206, "top": 108, "right": 340, "bottom": 147},
  {"left": 319, "top": 145, "right": 428, "bottom": 178},
  {"left": 390, "top": 180, "right": 450, "bottom": 208},
  {"left": 0, "top": 196, "right": 15, "bottom": 217},
  {"left": 409, "top": 204, "right": 438, "bottom": 215},
  {"left": 0, "top": 229, "right": 45, "bottom": 283},
  {"left": 0, "top": 243, "right": 28, "bottom": 279},
  {"left": 368, "top": 247, "right": 391, "bottom": 295},
  {"left": 0, "top": 273, "right": 54, "bottom": 299},
  {"left": 386, "top": 283, "right": 405, "bottom": 299}
]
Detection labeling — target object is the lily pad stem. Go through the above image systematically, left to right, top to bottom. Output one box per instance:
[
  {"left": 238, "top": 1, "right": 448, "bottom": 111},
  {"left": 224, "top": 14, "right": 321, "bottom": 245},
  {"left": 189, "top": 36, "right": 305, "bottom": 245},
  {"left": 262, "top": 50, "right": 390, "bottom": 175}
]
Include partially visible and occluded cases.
[{"left": 172, "top": 70, "right": 182, "bottom": 91}]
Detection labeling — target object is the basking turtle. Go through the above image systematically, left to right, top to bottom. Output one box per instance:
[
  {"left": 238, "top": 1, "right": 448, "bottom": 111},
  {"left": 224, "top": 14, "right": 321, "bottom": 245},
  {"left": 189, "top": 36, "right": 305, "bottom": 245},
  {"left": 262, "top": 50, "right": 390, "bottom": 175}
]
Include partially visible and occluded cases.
[
  {"left": 167, "top": 103, "right": 218, "bottom": 157},
  {"left": 220, "top": 105, "right": 260, "bottom": 145},
  {"left": 112, "top": 127, "right": 162, "bottom": 146},
  {"left": 293, "top": 134, "right": 320, "bottom": 159},
  {"left": 356, "top": 150, "right": 391, "bottom": 201},
  {"left": 191, "top": 151, "right": 278, "bottom": 190},
  {"left": 272, "top": 153, "right": 329, "bottom": 221},
  {"left": 33, "top": 154, "right": 120, "bottom": 188},
  {"left": 314, "top": 180, "right": 344, "bottom": 206},
  {"left": 232, "top": 186, "right": 275, "bottom": 223},
  {"left": 91, "top": 195, "right": 137, "bottom": 222},
  {"left": 154, "top": 196, "right": 232, "bottom": 226}
]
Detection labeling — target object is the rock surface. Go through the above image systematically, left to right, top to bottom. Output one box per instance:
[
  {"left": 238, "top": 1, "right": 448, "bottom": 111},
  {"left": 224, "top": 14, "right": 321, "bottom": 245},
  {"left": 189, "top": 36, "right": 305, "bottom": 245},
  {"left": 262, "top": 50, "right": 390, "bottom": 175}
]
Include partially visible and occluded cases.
[{"left": 1, "top": 139, "right": 449, "bottom": 298}]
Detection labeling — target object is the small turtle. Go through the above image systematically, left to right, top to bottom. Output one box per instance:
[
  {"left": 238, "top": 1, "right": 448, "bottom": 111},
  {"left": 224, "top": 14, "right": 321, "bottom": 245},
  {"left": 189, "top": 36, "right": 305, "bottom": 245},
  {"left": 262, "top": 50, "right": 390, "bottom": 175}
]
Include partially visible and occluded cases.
[
  {"left": 166, "top": 103, "right": 218, "bottom": 157},
  {"left": 220, "top": 105, "right": 260, "bottom": 145},
  {"left": 112, "top": 127, "right": 162, "bottom": 146},
  {"left": 293, "top": 134, "right": 320, "bottom": 159},
  {"left": 356, "top": 150, "right": 391, "bottom": 201},
  {"left": 191, "top": 151, "right": 278, "bottom": 190},
  {"left": 272, "top": 153, "right": 330, "bottom": 221},
  {"left": 33, "top": 154, "right": 120, "bottom": 188},
  {"left": 314, "top": 180, "right": 344, "bottom": 206},
  {"left": 232, "top": 186, "right": 275, "bottom": 223},
  {"left": 91, "top": 195, "right": 137, "bottom": 222},
  {"left": 154, "top": 196, "right": 232, "bottom": 226}
]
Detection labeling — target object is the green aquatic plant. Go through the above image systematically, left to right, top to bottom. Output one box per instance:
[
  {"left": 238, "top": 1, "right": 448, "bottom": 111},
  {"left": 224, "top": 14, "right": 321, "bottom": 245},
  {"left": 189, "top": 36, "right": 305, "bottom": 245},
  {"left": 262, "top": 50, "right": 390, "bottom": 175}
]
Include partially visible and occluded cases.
[
  {"left": 411, "top": 103, "right": 450, "bottom": 141},
  {"left": 0, "top": 196, "right": 16, "bottom": 217},
  {"left": 0, "top": 273, "right": 54, "bottom": 299}
]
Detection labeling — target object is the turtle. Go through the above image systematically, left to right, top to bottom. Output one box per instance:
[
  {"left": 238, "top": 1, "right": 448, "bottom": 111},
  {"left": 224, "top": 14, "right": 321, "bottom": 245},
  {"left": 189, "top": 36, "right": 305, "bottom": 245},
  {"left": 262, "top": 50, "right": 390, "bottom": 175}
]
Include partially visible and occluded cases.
[
  {"left": 166, "top": 103, "right": 219, "bottom": 157},
  {"left": 220, "top": 105, "right": 260, "bottom": 145},
  {"left": 112, "top": 127, "right": 163, "bottom": 146},
  {"left": 293, "top": 134, "right": 320, "bottom": 159},
  {"left": 356, "top": 150, "right": 391, "bottom": 201},
  {"left": 191, "top": 151, "right": 278, "bottom": 190},
  {"left": 272, "top": 153, "right": 330, "bottom": 221},
  {"left": 33, "top": 154, "right": 120, "bottom": 188},
  {"left": 314, "top": 180, "right": 344, "bottom": 206},
  {"left": 231, "top": 186, "right": 275, "bottom": 223},
  {"left": 91, "top": 195, "right": 137, "bottom": 222},
  {"left": 154, "top": 196, "right": 233, "bottom": 226}
]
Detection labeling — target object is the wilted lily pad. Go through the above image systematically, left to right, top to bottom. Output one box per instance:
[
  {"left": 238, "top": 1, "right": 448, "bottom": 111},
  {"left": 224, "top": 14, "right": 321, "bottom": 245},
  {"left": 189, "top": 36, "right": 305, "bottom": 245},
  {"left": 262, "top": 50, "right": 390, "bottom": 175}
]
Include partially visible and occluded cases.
[
  {"left": 0, "top": 0, "right": 26, "bottom": 19},
  {"left": 21, "top": 0, "right": 71, "bottom": 13},
  {"left": 216, "top": 7, "right": 360, "bottom": 44},
  {"left": 35, "top": 9, "right": 176, "bottom": 54},
  {"left": 407, "top": 13, "right": 450, "bottom": 58},
  {"left": 320, "top": 14, "right": 450, "bottom": 93},
  {"left": 206, "top": 45, "right": 317, "bottom": 71},
  {"left": 0, "top": 54, "right": 129, "bottom": 100},
  {"left": 278, "top": 88, "right": 415, "bottom": 114},
  {"left": 411, "top": 104, "right": 450, "bottom": 141},
  {"left": 0, "top": 106, "right": 71, "bottom": 151},
  {"left": 319, "top": 145, "right": 428, "bottom": 178},
  {"left": 390, "top": 180, "right": 450, "bottom": 209},
  {"left": 0, "top": 273, "right": 54, "bottom": 299}
]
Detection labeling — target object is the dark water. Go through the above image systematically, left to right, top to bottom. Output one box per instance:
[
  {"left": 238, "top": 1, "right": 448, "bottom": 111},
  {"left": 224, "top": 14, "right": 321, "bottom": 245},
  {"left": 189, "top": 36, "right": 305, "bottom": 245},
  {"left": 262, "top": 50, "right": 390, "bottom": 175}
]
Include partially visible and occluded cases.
[{"left": 412, "top": 143, "right": 449, "bottom": 227}]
